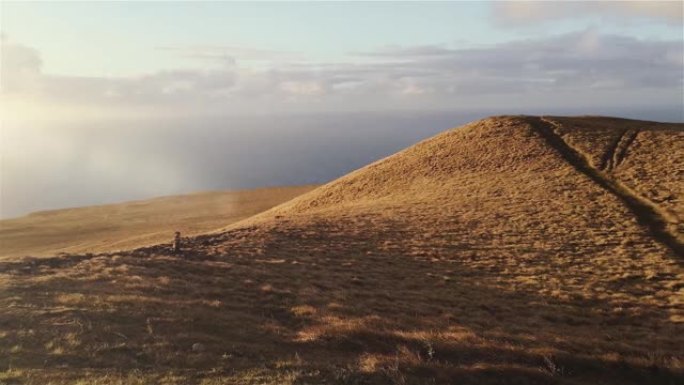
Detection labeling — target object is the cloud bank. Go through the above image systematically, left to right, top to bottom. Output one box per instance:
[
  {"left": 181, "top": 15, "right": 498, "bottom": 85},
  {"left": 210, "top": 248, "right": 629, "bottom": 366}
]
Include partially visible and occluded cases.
[{"left": 2, "top": 29, "right": 682, "bottom": 121}]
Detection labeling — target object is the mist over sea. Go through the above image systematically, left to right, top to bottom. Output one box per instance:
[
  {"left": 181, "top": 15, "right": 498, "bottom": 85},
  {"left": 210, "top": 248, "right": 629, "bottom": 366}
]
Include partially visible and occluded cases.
[{"left": 2, "top": 107, "right": 681, "bottom": 219}]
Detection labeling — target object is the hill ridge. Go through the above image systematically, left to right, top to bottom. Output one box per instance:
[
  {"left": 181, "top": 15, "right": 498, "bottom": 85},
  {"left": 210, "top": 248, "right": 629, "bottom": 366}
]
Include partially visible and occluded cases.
[
  {"left": 232, "top": 115, "right": 682, "bottom": 250},
  {"left": 0, "top": 185, "right": 318, "bottom": 258}
]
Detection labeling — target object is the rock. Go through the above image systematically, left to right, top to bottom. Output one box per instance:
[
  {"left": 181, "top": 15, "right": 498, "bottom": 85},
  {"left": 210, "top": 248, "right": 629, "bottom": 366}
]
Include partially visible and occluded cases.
[{"left": 192, "top": 342, "right": 206, "bottom": 352}]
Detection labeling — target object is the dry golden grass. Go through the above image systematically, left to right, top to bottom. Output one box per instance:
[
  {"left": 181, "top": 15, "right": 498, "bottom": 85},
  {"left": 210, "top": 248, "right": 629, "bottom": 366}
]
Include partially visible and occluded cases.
[
  {"left": 1, "top": 116, "right": 682, "bottom": 384},
  {"left": 0, "top": 185, "right": 317, "bottom": 259}
]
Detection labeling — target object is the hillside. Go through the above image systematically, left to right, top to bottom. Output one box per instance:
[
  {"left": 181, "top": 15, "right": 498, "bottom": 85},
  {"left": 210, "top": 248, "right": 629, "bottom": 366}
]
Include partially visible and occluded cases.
[
  {"left": 1, "top": 116, "right": 682, "bottom": 384},
  {"left": 0, "top": 185, "right": 317, "bottom": 259}
]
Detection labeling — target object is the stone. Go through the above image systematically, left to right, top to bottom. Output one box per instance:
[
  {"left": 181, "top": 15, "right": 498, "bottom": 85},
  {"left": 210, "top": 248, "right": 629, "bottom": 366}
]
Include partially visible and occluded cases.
[{"left": 192, "top": 342, "right": 206, "bottom": 352}]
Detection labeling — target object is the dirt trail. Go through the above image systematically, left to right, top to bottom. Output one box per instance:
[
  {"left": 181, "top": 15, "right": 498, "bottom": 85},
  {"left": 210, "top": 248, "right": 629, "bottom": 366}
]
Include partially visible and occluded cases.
[
  {"left": 536, "top": 116, "right": 683, "bottom": 257},
  {"left": 600, "top": 128, "right": 639, "bottom": 171},
  {"left": 611, "top": 129, "right": 639, "bottom": 170}
]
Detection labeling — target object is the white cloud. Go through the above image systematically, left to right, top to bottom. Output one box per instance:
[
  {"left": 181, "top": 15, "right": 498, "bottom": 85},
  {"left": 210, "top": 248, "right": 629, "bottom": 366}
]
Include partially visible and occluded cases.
[
  {"left": 491, "top": 1, "right": 683, "bottom": 26},
  {"left": 2, "top": 30, "right": 682, "bottom": 120},
  {"left": 279, "top": 80, "right": 326, "bottom": 96}
]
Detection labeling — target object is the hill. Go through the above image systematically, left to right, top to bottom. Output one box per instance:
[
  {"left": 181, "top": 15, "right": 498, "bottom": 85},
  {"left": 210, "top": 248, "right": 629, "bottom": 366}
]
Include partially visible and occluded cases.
[
  {"left": 1, "top": 116, "right": 682, "bottom": 384},
  {"left": 0, "top": 185, "right": 317, "bottom": 259}
]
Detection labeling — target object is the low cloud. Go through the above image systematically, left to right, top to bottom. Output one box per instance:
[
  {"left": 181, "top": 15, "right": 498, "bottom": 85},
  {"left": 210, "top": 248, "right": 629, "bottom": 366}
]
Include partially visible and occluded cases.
[
  {"left": 2, "top": 29, "right": 682, "bottom": 120},
  {"left": 357, "top": 30, "right": 683, "bottom": 90},
  {"left": 0, "top": 111, "right": 481, "bottom": 218}
]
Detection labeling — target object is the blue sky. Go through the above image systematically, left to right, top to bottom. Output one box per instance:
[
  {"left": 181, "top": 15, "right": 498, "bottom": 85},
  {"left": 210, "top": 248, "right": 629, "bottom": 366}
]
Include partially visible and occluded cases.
[{"left": 3, "top": 1, "right": 682, "bottom": 77}]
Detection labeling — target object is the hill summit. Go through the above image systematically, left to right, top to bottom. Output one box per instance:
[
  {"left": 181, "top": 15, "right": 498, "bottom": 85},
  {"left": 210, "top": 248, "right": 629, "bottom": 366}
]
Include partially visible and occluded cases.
[
  {"left": 239, "top": 115, "right": 682, "bottom": 257},
  {"left": 1, "top": 116, "right": 683, "bottom": 385}
]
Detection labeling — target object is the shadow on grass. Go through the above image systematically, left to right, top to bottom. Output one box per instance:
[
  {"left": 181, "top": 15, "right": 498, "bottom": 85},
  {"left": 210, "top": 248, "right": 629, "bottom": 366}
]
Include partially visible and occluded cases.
[{"left": 0, "top": 215, "right": 682, "bottom": 384}]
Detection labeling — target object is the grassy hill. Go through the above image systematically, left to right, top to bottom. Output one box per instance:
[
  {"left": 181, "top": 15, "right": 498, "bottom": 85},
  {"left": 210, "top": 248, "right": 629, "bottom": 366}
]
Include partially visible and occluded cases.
[
  {"left": 1, "top": 116, "right": 682, "bottom": 384},
  {"left": 0, "top": 185, "right": 317, "bottom": 259}
]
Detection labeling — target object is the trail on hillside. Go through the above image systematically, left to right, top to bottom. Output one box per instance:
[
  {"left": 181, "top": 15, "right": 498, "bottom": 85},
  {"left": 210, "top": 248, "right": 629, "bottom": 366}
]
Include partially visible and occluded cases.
[
  {"left": 535, "top": 117, "right": 683, "bottom": 258},
  {"left": 600, "top": 128, "right": 639, "bottom": 171},
  {"left": 599, "top": 129, "right": 627, "bottom": 170},
  {"left": 610, "top": 129, "right": 639, "bottom": 171}
]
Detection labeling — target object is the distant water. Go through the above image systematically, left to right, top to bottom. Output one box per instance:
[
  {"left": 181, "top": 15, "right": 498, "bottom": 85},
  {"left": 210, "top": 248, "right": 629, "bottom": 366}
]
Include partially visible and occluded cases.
[{"left": 1, "top": 107, "right": 681, "bottom": 219}]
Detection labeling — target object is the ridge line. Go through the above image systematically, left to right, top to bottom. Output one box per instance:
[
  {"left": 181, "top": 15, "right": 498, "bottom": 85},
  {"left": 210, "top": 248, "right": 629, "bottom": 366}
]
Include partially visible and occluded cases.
[{"left": 533, "top": 116, "right": 682, "bottom": 258}]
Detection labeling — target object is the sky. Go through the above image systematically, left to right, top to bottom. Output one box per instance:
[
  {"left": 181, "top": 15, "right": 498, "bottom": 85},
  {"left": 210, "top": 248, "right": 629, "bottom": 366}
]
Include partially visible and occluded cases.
[{"left": 1, "top": 1, "right": 683, "bottom": 218}]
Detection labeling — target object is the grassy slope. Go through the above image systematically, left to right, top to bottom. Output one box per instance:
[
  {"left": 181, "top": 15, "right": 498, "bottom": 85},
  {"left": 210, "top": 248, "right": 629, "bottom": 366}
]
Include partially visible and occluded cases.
[
  {"left": 1, "top": 116, "right": 682, "bottom": 385},
  {"left": 0, "top": 185, "right": 317, "bottom": 259}
]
